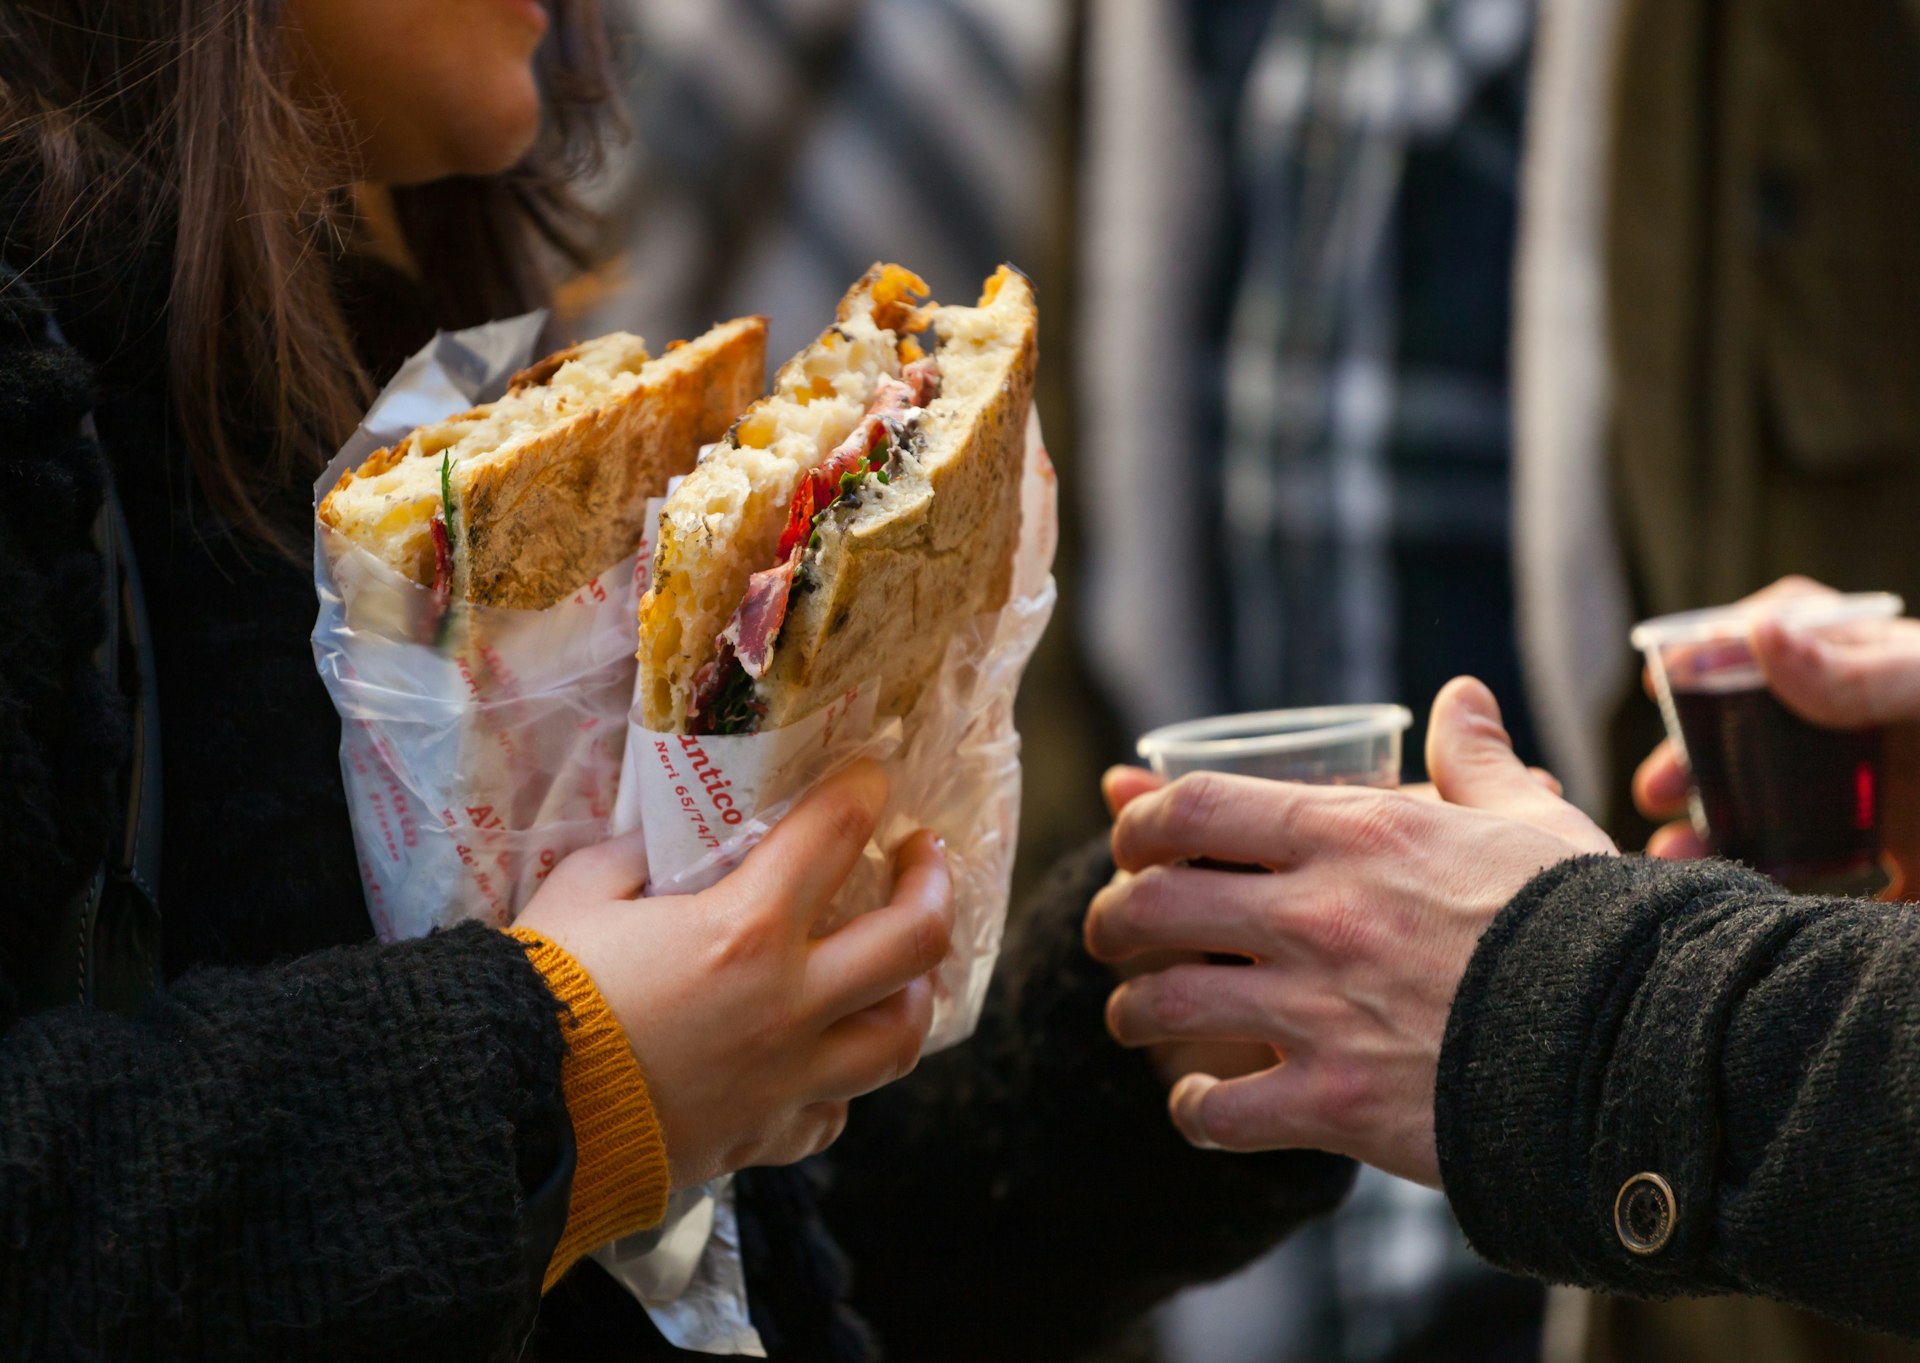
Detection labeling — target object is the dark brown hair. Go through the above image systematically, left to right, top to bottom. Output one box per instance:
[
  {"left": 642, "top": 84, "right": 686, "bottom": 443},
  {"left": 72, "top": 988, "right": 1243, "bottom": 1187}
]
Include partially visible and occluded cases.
[{"left": 0, "top": 0, "right": 614, "bottom": 549}]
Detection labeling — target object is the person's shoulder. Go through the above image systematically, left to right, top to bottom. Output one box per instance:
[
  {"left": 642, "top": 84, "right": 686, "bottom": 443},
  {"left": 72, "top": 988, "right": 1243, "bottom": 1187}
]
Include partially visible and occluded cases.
[
  {"left": 0, "top": 257, "right": 104, "bottom": 528},
  {"left": 0, "top": 258, "right": 122, "bottom": 1015},
  {"left": 0, "top": 258, "right": 69, "bottom": 352},
  {"left": 0, "top": 260, "right": 98, "bottom": 415}
]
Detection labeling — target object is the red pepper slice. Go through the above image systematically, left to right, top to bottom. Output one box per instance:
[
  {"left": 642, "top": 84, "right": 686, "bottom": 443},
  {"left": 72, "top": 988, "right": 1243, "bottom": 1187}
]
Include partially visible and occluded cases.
[{"left": 430, "top": 515, "right": 453, "bottom": 602}]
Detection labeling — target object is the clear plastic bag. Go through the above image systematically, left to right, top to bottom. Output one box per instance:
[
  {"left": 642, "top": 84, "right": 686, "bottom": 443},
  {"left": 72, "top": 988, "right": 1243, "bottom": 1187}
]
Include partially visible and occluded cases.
[{"left": 312, "top": 313, "right": 644, "bottom": 941}]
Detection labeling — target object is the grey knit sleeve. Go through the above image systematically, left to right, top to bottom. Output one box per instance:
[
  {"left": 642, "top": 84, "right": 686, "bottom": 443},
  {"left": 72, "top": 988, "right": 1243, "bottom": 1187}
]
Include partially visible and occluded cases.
[
  {"left": 1437, "top": 854, "right": 1920, "bottom": 1337},
  {"left": 0, "top": 922, "right": 573, "bottom": 1362}
]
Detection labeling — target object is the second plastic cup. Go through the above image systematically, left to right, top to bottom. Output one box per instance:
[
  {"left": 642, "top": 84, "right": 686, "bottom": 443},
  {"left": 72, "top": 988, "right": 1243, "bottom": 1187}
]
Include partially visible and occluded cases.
[
  {"left": 1631, "top": 591, "right": 1903, "bottom": 891},
  {"left": 1136, "top": 704, "right": 1414, "bottom": 788}
]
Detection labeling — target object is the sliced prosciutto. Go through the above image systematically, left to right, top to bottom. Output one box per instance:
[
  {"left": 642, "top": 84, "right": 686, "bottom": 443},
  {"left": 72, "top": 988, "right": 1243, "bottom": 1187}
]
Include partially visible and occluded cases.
[
  {"left": 901, "top": 355, "right": 939, "bottom": 405},
  {"left": 689, "top": 363, "right": 941, "bottom": 735},
  {"left": 719, "top": 556, "right": 798, "bottom": 679}
]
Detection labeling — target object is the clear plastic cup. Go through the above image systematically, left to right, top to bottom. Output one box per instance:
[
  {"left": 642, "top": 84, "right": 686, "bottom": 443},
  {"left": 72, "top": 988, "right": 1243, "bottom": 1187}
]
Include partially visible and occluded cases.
[
  {"left": 1631, "top": 592, "right": 1903, "bottom": 891},
  {"left": 1136, "top": 704, "right": 1414, "bottom": 788}
]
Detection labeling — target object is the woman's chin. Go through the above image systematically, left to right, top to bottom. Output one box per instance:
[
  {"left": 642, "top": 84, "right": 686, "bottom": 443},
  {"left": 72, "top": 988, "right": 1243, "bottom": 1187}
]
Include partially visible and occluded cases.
[
  {"left": 376, "top": 86, "right": 542, "bottom": 185},
  {"left": 446, "top": 99, "right": 543, "bottom": 178},
  {"left": 463, "top": 127, "right": 542, "bottom": 178}
]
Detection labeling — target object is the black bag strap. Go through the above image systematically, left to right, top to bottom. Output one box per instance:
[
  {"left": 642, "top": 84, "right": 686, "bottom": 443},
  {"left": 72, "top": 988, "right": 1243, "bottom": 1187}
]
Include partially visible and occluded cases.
[{"left": 14, "top": 320, "right": 163, "bottom": 1018}]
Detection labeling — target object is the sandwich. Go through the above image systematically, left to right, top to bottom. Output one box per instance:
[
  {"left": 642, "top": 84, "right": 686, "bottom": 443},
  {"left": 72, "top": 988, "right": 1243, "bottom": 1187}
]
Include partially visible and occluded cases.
[
  {"left": 636, "top": 263, "right": 1038, "bottom": 734},
  {"left": 320, "top": 317, "right": 767, "bottom": 611}
]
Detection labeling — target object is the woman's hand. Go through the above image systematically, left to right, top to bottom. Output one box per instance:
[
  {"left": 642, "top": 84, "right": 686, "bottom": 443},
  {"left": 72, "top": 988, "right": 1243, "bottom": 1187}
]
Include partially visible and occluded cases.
[
  {"left": 1633, "top": 576, "right": 1920, "bottom": 888},
  {"left": 1084, "top": 680, "right": 1614, "bottom": 1187},
  {"left": 517, "top": 760, "right": 953, "bottom": 1188}
]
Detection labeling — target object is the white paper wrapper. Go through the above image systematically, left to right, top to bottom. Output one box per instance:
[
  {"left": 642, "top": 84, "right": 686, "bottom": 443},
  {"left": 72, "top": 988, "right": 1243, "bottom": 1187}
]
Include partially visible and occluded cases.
[{"left": 594, "top": 409, "right": 1059, "bottom": 1353}]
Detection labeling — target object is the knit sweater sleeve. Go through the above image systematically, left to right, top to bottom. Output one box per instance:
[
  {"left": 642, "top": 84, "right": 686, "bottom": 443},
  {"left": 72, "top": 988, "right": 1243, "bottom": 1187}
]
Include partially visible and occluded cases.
[
  {"left": 823, "top": 838, "right": 1356, "bottom": 1363},
  {"left": 1437, "top": 854, "right": 1920, "bottom": 1337},
  {"left": 0, "top": 923, "right": 578, "bottom": 1362},
  {"left": 510, "top": 928, "right": 672, "bottom": 1287}
]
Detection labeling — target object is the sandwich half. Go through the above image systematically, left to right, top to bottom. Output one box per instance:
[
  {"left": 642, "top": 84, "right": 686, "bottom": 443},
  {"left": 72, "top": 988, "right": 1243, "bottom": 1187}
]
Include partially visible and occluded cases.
[
  {"left": 637, "top": 264, "right": 1038, "bottom": 733},
  {"left": 320, "top": 317, "right": 767, "bottom": 610}
]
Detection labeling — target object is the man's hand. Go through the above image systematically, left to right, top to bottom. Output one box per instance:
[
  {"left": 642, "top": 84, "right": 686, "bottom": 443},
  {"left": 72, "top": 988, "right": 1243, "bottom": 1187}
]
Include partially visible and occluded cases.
[
  {"left": 1085, "top": 680, "right": 1614, "bottom": 1186},
  {"left": 1097, "top": 769, "right": 1280, "bottom": 1089}
]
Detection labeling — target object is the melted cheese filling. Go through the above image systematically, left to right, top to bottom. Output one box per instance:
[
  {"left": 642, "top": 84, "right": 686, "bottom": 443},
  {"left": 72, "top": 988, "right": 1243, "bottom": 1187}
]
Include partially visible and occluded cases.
[{"left": 325, "top": 332, "right": 653, "bottom": 583}]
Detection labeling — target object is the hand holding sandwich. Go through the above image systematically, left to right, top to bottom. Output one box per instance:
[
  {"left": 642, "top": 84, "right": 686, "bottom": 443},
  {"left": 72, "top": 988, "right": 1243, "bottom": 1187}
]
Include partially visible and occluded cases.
[{"left": 519, "top": 761, "right": 953, "bottom": 1187}]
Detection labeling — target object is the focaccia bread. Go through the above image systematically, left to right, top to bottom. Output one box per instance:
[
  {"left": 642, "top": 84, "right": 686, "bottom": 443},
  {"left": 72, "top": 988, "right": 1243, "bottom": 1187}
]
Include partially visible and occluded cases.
[
  {"left": 637, "top": 264, "right": 1038, "bottom": 732},
  {"left": 320, "top": 317, "right": 767, "bottom": 610}
]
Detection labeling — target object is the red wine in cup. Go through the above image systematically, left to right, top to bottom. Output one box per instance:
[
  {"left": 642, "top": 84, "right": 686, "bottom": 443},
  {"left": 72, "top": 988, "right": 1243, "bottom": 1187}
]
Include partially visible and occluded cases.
[{"left": 1671, "top": 681, "right": 1882, "bottom": 885}]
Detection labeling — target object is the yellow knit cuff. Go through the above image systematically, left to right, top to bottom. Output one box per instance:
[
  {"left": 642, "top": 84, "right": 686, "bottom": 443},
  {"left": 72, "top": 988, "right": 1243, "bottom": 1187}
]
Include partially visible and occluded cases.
[{"left": 510, "top": 926, "right": 672, "bottom": 1291}]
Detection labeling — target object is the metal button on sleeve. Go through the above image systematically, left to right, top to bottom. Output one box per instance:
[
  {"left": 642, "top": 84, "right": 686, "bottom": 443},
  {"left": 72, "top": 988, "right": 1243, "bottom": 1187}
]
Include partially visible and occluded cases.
[{"left": 1614, "top": 1172, "right": 1677, "bottom": 1255}]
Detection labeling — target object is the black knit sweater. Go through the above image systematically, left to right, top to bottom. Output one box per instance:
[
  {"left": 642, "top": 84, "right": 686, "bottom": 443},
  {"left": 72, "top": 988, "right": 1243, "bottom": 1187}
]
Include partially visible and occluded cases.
[
  {"left": 0, "top": 230, "right": 1355, "bottom": 1359},
  {"left": 0, "top": 260, "right": 580, "bottom": 1360},
  {"left": 827, "top": 840, "right": 1358, "bottom": 1363},
  {"left": 1439, "top": 854, "right": 1920, "bottom": 1338}
]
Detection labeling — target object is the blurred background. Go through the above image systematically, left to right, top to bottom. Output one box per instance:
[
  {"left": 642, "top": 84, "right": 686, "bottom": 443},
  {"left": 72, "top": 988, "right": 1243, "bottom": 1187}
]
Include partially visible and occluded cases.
[
  {"left": 554, "top": 1, "right": 1920, "bottom": 1360},
  {"left": 562, "top": 2, "right": 1540, "bottom": 1360}
]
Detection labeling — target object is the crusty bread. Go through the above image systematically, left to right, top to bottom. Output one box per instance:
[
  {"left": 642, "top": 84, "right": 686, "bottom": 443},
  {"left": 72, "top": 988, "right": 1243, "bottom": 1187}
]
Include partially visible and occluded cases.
[
  {"left": 636, "top": 264, "right": 1038, "bottom": 731},
  {"left": 320, "top": 317, "right": 767, "bottom": 610}
]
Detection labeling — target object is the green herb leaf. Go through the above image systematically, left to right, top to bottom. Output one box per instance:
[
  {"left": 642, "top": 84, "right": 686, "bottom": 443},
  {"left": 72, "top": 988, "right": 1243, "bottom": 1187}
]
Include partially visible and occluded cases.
[
  {"left": 440, "top": 450, "right": 454, "bottom": 530},
  {"left": 708, "top": 663, "right": 763, "bottom": 735}
]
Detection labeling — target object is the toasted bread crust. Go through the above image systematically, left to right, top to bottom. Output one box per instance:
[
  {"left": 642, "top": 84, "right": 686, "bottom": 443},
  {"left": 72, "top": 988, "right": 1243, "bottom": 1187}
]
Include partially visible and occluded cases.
[
  {"left": 638, "top": 264, "right": 1038, "bottom": 733},
  {"left": 762, "top": 291, "right": 1036, "bottom": 725},
  {"left": 322, "top": 318, "right": 767, "bottom": 610},
  {"left": 459, "top": 318, "right": 766, "bottom": 608},
  {"left": 507, "top": 343, "right": 588, "bottom": 394},
  {"left": 317, "top": 406, "right": 489, "bottom": 522},
  {"left": 325, "top": 437, "right": 410, "bottom": 492}
]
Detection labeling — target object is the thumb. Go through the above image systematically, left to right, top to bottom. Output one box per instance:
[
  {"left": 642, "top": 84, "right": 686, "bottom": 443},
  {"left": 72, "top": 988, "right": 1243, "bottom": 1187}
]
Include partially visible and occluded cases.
[{"left": 1425, "top": 677, "right": 1557, "bottom": 818}]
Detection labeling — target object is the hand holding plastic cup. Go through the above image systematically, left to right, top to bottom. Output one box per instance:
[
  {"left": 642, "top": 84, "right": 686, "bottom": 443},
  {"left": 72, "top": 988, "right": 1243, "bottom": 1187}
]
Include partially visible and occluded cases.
[
  {"left": 1632, "top": 592, "right": 1904, "bottom": 891},
  {"left": 1136, "top": 704, "right": 1414, "bottom": 788},
  {"left": 1126, "top": 705, "right": 1412, "bottom": 1059},
  {"left": 1113, "top": 714, "right": 1413, "bottom": 1075}
]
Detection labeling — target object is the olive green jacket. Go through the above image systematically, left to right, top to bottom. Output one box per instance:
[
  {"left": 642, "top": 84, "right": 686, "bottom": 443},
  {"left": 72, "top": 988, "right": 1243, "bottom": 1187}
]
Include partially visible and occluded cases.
[
  {"left": 1599, "top": 0, "right": 1920, "bottom": 835},
  {"left": 1565, "top": 2, "right": 1920, "bottom": 1354},
  {"left": 1578, "top": 1295, "right": 1920, "bottom": 1363}
]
